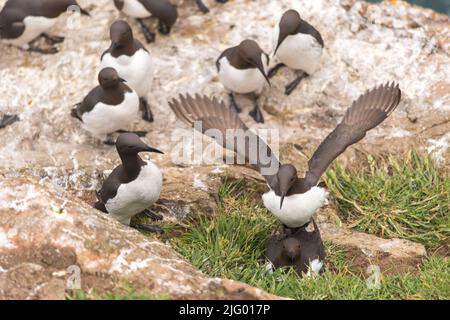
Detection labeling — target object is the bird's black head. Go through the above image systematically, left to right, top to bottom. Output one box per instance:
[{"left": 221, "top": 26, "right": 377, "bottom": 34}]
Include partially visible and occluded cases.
[
  {"left": 274, "top": 9, "right": 302, "bottom": 55},
  {"left": 0, "top": 17, "right": 25, "bottom": 39},
  {"left": 110, "top": 20, "right": 133, "bottom": 48},
  {"left": 237, "top": 39, "right": 271, "bottom": 86},
  {"left": 98, "top": 67, "right": 125, "bottom": 89},
  {"left": 116, "top": 133, "right": 164, "bottom": 156},
  {"left": 277, "top": 164, "right": 298, "bottom": 209},
  {"left": 282, "top": 237, "right": 301, "bottom": 261}
]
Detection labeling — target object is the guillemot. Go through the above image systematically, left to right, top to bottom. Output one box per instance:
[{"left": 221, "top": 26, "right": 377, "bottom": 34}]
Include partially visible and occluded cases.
[
  {"left": 0, "top": 0, "right": 89, "bottom": 54},
  {"left": 112, "top": 0, "right": 177, "bottom": 43},
  {"left": 195, "top": 0, "right": 228, "bottom": 14},
  {"left": 269, "top": 9, "right": 324, "bottom": 95},
  {"left": 101, "top": 20, "right": 155, "bottom": 123},
  {"left": 216, "top": 39, "right": 271, "bottom": 123},
  {"left": 71, "top": 67, "right": 144, "bottom": 144},
  {"left": 169, "top": 82, "right": 402, "bottom": 229},
  {"left": 94, "top": 133, "right": 164, "bottom": 233},
  {"left": 266, "top": 219, "right": 324, "bottom": 276}
]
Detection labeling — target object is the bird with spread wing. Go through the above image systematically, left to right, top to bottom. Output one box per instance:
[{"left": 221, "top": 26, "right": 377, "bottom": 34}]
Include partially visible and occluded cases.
[{"left": 169, "top": 82, "right": 401, "bottom": 230}]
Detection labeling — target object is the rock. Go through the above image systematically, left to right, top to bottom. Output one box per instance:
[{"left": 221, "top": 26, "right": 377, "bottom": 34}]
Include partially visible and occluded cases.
[
  {"left": 0, "top": 176, "right": 280, "bottom": 300},
  {"left": 316, "top": 208, "right": 427, "bottom": 274},
  {"left": 0, "top": 263, "right": 66, "bottom": 300}
]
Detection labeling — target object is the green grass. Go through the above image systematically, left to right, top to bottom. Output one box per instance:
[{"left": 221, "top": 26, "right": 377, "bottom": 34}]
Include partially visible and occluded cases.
[
  {"left": 325, "top": 151, "right": 450, "bottom": 250},
  {"left": 71, "top": 153, "right": 449, "bottom": 300},
  {"left": 171, "top": 172, "right": 450, "bottom": 300},
  {"left": 68, "top": 289, "right": 171, "bottom": 300}
]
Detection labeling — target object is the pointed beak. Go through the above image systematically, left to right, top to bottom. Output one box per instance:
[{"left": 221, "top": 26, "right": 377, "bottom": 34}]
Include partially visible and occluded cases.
[
  {"left": 80, "top": 8, "right": 90, "bottom": 16},
  {"left": 111, "top": 38, "right": 123, "bottom": 48},
  {"left": 274, "top": 42, "right": 281, "bottom": 56},
  {"left": 256, "top": 61, "right": 271, "bottom": 87},
  {"left": 118, "top": 77, "right": 126, "bottom": 83},
  {"left": 144, "top": 145, "right": 164, "bottom": 154},
  {"left": 280, "top": 192, "right": 286, "bottom": 209},
  {"left": 287, "top": 251, "right": 296, "bottom": 261}
]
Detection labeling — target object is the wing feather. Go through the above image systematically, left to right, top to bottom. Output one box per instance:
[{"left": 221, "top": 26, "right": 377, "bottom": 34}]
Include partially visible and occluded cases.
[
  {"left": 304, "top": 82, "right": 401, "bottom": 187},
  {"left": 169, "top": 94, "right": 281, "bottom": 181}
]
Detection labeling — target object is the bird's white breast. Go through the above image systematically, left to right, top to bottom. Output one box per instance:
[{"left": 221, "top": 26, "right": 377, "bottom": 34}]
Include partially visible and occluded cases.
[
  {"left": 121, "top": 0, "right": 151, "bottom": 18},
  {"left": 4, "top": 16, "right": 57, "bottom": 48},
  {"left": 273, "top": 24, "right": 323, "bottom": 75},
  {"left": 101, "top": 48, "right": 153, "bottom": 97},
  {"left": 218, "top": 54, "right": 268, "bottom": 95},
  {"left": 81, "top": 90, "right": 140, "bottom": 140},
  {"left": 105, "top": 161, "right": 163, "bottom": 225},
  {"left": 262, "top": 187, "right": 328, "bottom": 228},
  {"left": 306, "top": 258, "right": 324, "bottom": 276}
]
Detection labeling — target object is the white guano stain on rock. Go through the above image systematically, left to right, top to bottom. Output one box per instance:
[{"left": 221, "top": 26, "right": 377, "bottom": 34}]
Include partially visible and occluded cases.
[
  {"left": 388, "top": 128, "right": 413, "bottom": 139},
  {"left": 427, "top": 132, "right": 450, "bottom": 165},
  {"left": 193, "top": 173, "right": 208, "bottom": 191},
  {"left": 0, "top": 184, "right": 42, "bottom": 212},
  {"left": 0, "top": 229, "right": 15, "bottom": 249},
  {"left": 109, "top": 247, "right": 192, "bottom": 276},
  {"left": 109, "top": 248, "right": 133, "bottom": 274}
]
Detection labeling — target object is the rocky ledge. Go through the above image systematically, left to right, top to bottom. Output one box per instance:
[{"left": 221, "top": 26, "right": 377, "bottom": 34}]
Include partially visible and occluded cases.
[{"left": 0, "top": 175, "right": 279, "bottom": 300}]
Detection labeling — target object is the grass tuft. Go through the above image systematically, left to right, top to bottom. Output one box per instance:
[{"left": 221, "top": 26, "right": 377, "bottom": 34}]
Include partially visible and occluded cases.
[
  {"left": 325, "top": 151, "right": 450, "bottom": 249},
  {"left": 172, "top": 177, "right": 450, "bottom": 300}
]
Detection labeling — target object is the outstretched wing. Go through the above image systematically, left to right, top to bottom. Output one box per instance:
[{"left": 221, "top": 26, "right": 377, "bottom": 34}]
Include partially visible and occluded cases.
[
  {"left": 304, "top": 82, "right": 402, "bottom": 187},
  {"left": 169, "top": 94, "right": 281, "bottom": 183}
]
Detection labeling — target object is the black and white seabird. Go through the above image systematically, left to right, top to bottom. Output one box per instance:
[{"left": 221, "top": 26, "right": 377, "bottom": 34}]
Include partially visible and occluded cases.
[
  {"left": 0, "top": 0, "right": 89, "bottom": 54},
  {"left": 112, "top": 0, "right": 177, "bottom": 43},
  {"left": 195, "top": 0, "right": 228, "bottom": 14},
  {"left": 269, "top": 9, "right": 324, "bottom": 95},
  {"left": 101, "top": 20, "right": 155, "bottom": 123},
  {"left": 216, "top": 39, "right": 271, "bottom": 123},
  {"left": 71, "top": 67, "right": 145, "bottom": 144},
  {"left": 169, "top": 82, "right": 402, "bottom": 230},
  {"left": 94, "top": 133, "right": 164, "bottom": 233},
  {"left": 266, "top": 219, "right": 325, "bottom": 276}
]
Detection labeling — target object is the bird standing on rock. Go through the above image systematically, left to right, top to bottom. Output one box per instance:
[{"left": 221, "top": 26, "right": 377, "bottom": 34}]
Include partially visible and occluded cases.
[
  {"left": 0, "top": 0, "right": 90, "bottom": 54},
  {"left": 112, "top": 0, "right": 177, "bottom": 43},
  {"left": 270, "top": 9, "right": 324, "bottom": 95},
  {"left": 101, "top": 20, "right": 155, "bottom": 123},
  {"left": 216, "top": 39, "right": 271, "bottom": 123},
  {"left": 71, "top": 67, "right": 146, "bottom": 144},
  {"left": 169, "top": 82, "right": 402, "bottom": 231},
  {"left": 94, "top": 133, "right": 164, "bottom": 233}
]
